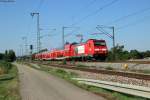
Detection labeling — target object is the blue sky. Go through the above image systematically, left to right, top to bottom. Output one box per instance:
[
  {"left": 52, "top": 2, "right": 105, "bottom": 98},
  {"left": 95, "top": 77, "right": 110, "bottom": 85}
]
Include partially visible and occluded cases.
[{"left": 0, "top": 0, "right": 150, "bottom": 55}]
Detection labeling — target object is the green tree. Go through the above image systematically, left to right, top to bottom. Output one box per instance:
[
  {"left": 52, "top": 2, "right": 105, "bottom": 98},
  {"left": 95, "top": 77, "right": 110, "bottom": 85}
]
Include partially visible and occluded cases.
[
  {"left": 107, "top": 45, "right": 130, "bottom": 61},
  {"left": 4, "top": 50, "right": 16, "bottom": 62},
  {"left": 4, "top": 50, "right": 9, "bottom": 61},
  {"left": 8, "top": 50, "right": 16, "bottom": 62},
  {"left": 121, "top": 50, "right": 130, "bottom": 60},
  {"left": 129, "top": 50, "right": 143, "bottom": 59},
  {"left": 142, "top": 50, "right": 150, "bottom": 58},
  {"left": 0, "top": 53, "right": 4, "bottom": 60}
]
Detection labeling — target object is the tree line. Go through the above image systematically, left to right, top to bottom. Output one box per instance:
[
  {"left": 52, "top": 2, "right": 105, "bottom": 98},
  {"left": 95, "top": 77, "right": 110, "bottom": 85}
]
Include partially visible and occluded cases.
[
  {"left": 107, "top": 45, "right": 150, "bottom": 61},
  {"left": 0, "top": 50, "right": 16, "bottom": 62}
]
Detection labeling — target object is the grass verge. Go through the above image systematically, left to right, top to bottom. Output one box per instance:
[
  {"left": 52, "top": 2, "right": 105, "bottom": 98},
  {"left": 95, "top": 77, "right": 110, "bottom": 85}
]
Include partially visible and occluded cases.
[
  {"left": 0, "top": 62, "right": 21, "bottom": 100},
  {"left": 26, "top": 62, "right": 147, "bottom": 100}
]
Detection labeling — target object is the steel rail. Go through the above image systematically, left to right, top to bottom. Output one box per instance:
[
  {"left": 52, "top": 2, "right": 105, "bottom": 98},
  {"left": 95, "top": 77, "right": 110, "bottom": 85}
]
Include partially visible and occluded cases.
[
  {"left": 33, "top": 60, "right": 150, "bottom": 64},
  {"left": 33, "top": 62, "right": 150, "bottom": 80},
  {"left": 72, "top": 78, "right": 150, "bottom": 99}
]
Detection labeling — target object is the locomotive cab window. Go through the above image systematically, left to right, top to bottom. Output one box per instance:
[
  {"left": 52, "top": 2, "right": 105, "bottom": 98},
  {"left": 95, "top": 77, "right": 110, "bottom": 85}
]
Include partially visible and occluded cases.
[{"left": 94, "top": 41, "right": 106, "bottom": 46}]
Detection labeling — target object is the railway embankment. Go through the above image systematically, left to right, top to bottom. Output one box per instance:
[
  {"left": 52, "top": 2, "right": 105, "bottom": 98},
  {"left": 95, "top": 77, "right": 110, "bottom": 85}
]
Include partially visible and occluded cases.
[
  {"left": 29, "top": 61, "right": 150, "bottom": 87},
  {"left": 76, "top": 62, "right": 150, "bottom": 73}
]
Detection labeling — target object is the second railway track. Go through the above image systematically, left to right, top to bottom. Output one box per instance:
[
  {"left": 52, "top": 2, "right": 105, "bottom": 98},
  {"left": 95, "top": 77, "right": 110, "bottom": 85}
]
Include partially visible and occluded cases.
[{"left": 33, "top": 61, "right": 150, "bottom": 81}]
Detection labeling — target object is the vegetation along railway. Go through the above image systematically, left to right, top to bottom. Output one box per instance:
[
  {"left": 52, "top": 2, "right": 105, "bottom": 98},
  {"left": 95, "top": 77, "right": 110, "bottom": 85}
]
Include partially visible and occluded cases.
[{"left": 31, "top": 61, "right": 150, "bottom": 81}]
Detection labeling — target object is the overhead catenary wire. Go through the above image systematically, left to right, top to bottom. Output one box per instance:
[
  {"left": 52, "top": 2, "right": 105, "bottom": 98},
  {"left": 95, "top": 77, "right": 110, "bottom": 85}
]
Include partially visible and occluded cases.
[
  {"left": 25, "top": 0, "right": 45, "bottom": 54},
  {"left": 27, "top": 0, "right": 45, "bottom": 35},
  {"left": 35, "top": 0, "right": 45, "bottom": 11},
  {"left": 66, "top": 0, "right": 118, "bottom": 39},
  {"left": 66, "top": 0, "right": 97, "bottom": 38},
  {"left": 70, "top": 0, "right": 119, "bottom": 26},
  {"left": 71, "top": 0, "right": 97, "bottom": 21},
  {"left": 84, "top": 0, "right": 97, "bottom": 9},
  {"left": 87, "top": 4, "right": 150, "bottom": 36},
  {"left": 106, "top": 7, "right": 150, "bottom": 25},
  {"left": 116, "top": 15, "right": 150, "bottom": 30},
  {"left": 64, "top": 27, "right": 80, "bottom": 37},
  {"left": 98, "top": 28, "right": 113, "bottom": 38}
]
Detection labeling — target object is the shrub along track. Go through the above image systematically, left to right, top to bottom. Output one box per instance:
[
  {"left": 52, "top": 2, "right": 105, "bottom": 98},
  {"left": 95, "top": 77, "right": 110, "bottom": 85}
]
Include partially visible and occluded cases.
[{"left": 32, "top": 61, "right": 150, "bottom": 81}]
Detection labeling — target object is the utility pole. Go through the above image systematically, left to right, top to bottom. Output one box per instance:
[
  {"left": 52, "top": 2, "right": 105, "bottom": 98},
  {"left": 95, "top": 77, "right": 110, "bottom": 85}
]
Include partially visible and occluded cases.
[
  {"left": 31, "top": 12, "right": 40, "bottom": 53},
  {"left": 96, "top": 25, "right": 116, "bottom": 60},
  {"left": 62, "top": 26, "right": 65, "bottom": 49},
  {"left": 62, "top": 26, "right": 79, "bottom": 49},
  {"left": 112, "top": 26, "right": 115, "bottom": 60},
  {"left": 112, "top": 26, "right": 115, "bottom": 48},
  {"left": 38, "top": 28, "right": 56, "bottom": 51},
  {"left": 76, "top": 34, "right": 83, "bottom": 43},
  {"left": 22, "top": 36, "right": 28, "bottom": 56},
  {"left": 19, "top": 45, "right": 23, "bottom": 57},
  {"left": 29, "top": 45, "right": 33, "bottom": 60}
]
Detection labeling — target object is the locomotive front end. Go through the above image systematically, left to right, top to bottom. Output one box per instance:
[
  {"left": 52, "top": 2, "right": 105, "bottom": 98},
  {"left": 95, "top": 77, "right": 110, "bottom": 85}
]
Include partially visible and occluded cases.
[{"left": 93, "top": 40, "right": 108, "bottom": 60}]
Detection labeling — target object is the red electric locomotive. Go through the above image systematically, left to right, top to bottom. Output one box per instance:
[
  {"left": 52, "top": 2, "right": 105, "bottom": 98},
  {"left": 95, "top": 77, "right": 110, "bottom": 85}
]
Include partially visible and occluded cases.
[{"left": 34, "top": 39, "right": 108, "bottom": 61}]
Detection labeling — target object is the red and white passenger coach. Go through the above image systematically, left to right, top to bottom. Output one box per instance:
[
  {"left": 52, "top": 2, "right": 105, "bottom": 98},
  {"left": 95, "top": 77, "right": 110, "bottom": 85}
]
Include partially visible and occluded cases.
[{"left": 34, "top": 39, "right": 108, "bottom": 61}]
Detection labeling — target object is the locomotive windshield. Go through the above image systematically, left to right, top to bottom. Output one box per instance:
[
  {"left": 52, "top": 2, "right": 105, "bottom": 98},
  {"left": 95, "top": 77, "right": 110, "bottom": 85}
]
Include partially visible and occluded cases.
[{"left": 94, "top": 41, "right": 106, "bottom": 46}]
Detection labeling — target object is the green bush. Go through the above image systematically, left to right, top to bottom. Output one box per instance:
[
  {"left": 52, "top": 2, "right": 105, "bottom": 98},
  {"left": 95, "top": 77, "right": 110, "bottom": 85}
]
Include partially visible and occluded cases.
[
  {"left": 62, "top": 59, "right": 67, "bottom": 65},
  {"left": 0, "top": 61, "right": 12, "bottom": 74},
  {"left": 0, "top": 64, "right": 20, "bottom": 100},
  {"left": 77, "top": 64, "right": 89, "bottom": 68},
  {"left": 105, "top": 66, "right": 114, "bottom": 70},
  {"left": 55, "top": 69, "right": 67, "bottom": 75}
]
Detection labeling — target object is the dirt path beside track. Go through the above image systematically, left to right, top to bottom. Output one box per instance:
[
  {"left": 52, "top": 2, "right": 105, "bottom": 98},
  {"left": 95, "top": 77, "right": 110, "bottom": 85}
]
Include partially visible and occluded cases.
[{"left": 14, "top": 63, "right": 105, "bottom": 100}]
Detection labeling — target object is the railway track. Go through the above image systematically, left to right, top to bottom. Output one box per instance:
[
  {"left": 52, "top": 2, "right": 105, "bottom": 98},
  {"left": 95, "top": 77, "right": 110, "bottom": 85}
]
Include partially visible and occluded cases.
[
  {"left": 34, "top": 60, "right": 150, "bottom": 64},
  {"left": 33, "top": 61, "right": 150, "bottom": 81},
  {"left": 88, "top": 61, "right": 150, "bottom": 64},
  {"left": 72, "top": 78, "right": 150, "bottom": 99}
]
